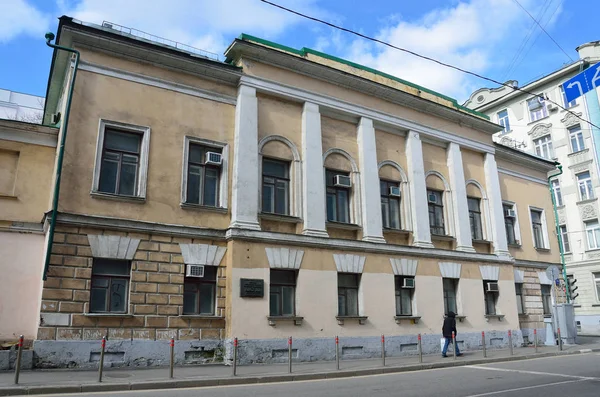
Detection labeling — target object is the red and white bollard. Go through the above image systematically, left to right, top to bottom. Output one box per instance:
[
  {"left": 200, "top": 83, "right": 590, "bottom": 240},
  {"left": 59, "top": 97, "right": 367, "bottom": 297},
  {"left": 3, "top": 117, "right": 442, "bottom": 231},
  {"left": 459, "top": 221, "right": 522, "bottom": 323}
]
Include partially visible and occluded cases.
[
  {"left": 508, "top": 330, "right": 513, "bottom": 356},
  {"left": 418, "top": 334, "right": 423, "bottom": 363},
  {"left": 381, "top": 335, "right": 386, "bottom": 367},
  {"left": 288, "top": 336, "right": 293, "bottom": 373},
  {"left": 335, "top": 336, "right": 340, "bottom": 370},
  {"left": 98, "top": 337, "right": 106, "bottom": 382},
  {"left": 169, "top": 338, "right": 175, "bottom": 379}
]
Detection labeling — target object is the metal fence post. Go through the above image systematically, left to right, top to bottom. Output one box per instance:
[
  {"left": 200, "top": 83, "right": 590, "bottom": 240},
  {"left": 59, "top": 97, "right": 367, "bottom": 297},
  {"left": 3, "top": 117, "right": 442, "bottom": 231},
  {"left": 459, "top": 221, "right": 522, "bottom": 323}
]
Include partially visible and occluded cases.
[
  {"left": 557, "top": 328, "right": 563, "bottom": 351},
  {"left": 534, "top": 329, "right": 538, "bottom": 353},
  {"left": 508, "top": 330, "right": 513, "bottom": 356},
  {"left": 482, "top": 331, "right": 486, "bottom": 358},
  {"left": 452, "top": 332, "right": 456, "bottom": 360},
  {"left": 418, "top": 334, "right": 423, "bottom": 363},
  {"left": 13, "top": 335, "right": 23, "bottom": 385},
  {"left": 381, "top": 335, "right": 386, "bottom": 367},
  {"left": 288, "top": 336, "right": 293, "bottom": 374},
  {"left": 335, "top": 336, "right": 340, "bottom": 370},
  {"left": 98, "top": 337, "right": 106, "bottom": 382},
  {"left": 232, "top": 337, "right": 238, "bottom": 376},
  {"left": 169, "top": 338, "right": 175, "bottom": 379}
]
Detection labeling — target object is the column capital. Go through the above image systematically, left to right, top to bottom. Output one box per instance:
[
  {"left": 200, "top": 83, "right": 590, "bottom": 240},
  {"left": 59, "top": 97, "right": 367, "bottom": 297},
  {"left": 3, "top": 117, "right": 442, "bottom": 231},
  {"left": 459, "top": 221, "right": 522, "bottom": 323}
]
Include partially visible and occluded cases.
[{"left": 303, "top": 101, "right": 319, "bottom": 113}]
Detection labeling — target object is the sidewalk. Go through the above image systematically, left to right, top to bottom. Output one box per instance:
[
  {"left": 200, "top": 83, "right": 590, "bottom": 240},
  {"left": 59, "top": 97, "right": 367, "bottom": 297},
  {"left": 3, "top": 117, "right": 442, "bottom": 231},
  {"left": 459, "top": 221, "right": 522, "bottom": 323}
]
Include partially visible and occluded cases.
[{"left": 1, "top": 342, "right": 599, "bottom": 396}]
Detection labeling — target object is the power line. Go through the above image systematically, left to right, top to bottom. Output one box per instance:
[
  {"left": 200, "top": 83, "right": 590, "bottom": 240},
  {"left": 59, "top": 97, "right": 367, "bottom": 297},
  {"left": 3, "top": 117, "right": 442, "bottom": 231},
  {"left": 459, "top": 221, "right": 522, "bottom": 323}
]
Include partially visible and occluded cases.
[
  {"left": 259, "top": 0, "right": 600, "bottom": 132},
  {"left": 510, "top": 0, "right": 573, "bottom": 62}
]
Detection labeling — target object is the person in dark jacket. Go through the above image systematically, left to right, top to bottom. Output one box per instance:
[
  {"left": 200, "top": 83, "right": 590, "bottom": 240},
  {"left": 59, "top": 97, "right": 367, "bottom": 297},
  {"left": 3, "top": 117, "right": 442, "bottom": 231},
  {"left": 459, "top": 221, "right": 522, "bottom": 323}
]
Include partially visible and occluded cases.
[{"left": 442, "top": 311, "right": 463, "bottom": 357}]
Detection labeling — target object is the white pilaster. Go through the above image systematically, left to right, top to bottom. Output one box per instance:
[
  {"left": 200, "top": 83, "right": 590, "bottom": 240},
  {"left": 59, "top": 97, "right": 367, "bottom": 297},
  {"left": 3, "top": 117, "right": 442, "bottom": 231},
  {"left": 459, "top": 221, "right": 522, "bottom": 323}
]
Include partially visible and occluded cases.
[
  {"left": 230, "top": 85, "right": 260, "bottom": 230},
  {"left": 302, "top": 102, "right": 329, "bottom": 237},
  {"left": 357, "top": 117, "right": 385, "bottom": 243},
  {"left": 405, "top": 131, "right": 433, "bottom": 247},
  {"left": 446, "top": 143, "right": 475, "bottom": 252},
  {"left": 484, "top": 153, "right": 510, "bottom": 257}
]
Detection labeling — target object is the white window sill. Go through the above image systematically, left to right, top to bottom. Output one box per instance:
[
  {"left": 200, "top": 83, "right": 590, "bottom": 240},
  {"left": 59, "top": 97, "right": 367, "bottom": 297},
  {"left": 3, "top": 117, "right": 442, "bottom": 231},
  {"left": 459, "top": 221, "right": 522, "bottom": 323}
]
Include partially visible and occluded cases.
[
  {"left": 527, "top": 115, "right": 550, "bottom": 125},
  {"left": 568, "top": 148, "right": 589, "bottom": 157},
  {"left": 91, "top": 191, "right": 146, "bottom": 203},
  {"left": 576, "top": 198, "right": 597, "bottom": 205},
  {"left": 180, "top": 202, "right": 228, "bottom": 213},
  {"left": 260, "top": 213, "right": 302, "bottom": 223},
  {"left": 327, "top": 222, "right": 361, "bottom": 231},
  {"left": 383, "top": 228, "right": 410, "bottom": 236},
  {"left": 431, "top": 234, "right": 455, "bottom": 242},
  {"left": 535, "top": 247, "right": 550, "bottom": 252},
  {"left": 84, "top": 313, "right": 133, "bottom": 318},
  {"left": 484, "top": 314, "right": 505, "bottom": 322},
  {"left": 394, "top": 315, "right": 421, "bottom": 324},
  {"left": 267, "top": 316, "right": 304, "bottom": 326},
  {"left": 336, "top": 316, "right": 368, "bottom": 325}
]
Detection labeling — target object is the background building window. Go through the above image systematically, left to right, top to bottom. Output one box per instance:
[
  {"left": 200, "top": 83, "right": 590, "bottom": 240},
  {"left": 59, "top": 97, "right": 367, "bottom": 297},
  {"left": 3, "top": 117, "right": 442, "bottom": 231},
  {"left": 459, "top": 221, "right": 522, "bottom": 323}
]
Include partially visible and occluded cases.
[
  {"left": 561, "top": 85, "right": 577, "bottom": 108},
  {"left": 528, "top": 96, "right": 548, "bottom": 121},
  {"left": 497, "top": 109, "right": 510, "bottom": 133},
  {"left": 569, "top": 125, "right": 585, "bottom": 153},
  {"left": 98, "top": 129, "right": 141, "bottom": 196},
  {"left": 533, "top": 135, "right": 553, "bottom": 159},
  {"left": 186, "top": 144, "right": 221, "bottom": 206},
  {"left": 262, "top": 158, "right": 290, "bottom": 215},
  {"left": 326, "top": 169, "right": 351, "bottom": 223},
  {"left": 577, "top": 171, "right": 594, "bottom": 201},
  {"left": 551, "top": 179, "right": 563, "bottom": 206},
  {"left": 381, "top": 180, "right": 401, "bottom": 229},
  {"left": 428, "top": 189, "right": 445, "bottom": 235},
  {"left": 468, "top": 197, "right": 483, "bottom": 240},
  {"left": 503, "top": 203, "right": 518, "bottom": 245},
  {"left": 531, "top": 209, "right": 545, "bottom": 249},
  {"left": 586, "top": 220, "right": 600, "bottom": 250},
  {"left": 559, "top": 225, "right": 570, "bottom": 252},
  {"left": 90, "top": 259, "right": 131, "bottom": 313},
  {"left": 183, "top": 266, "right": 217, "bottom": 315},
  {"left": 270, "top": 269, "right": 296, "bottom": 316},
  {"left": 338, "top": 273, "right": 359, "bottom": 316},
  {"left": 594, "top": 273, "right": 600, "bottom": 301},
  {"left": 394, "top": 276, "right": 414, "bottom": 316},
  {"left": 443, "top": 278, "right": 458, "bottom": 315},
  {"left": 483, "top": 280, "right": 498, "bottom": 315},
  {"left": 515, "top": 283, "right": 524, "bottom": 314},
  {"left": 541, "top": 285, "right": 552, "bottom": 316}
]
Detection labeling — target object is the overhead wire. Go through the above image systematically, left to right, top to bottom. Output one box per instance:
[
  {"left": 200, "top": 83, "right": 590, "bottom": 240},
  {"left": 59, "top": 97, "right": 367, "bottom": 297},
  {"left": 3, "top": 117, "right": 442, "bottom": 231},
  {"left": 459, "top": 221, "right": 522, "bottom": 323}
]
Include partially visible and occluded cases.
[{"left": 259, "top": 0, "right": 600, "bottom": 132}]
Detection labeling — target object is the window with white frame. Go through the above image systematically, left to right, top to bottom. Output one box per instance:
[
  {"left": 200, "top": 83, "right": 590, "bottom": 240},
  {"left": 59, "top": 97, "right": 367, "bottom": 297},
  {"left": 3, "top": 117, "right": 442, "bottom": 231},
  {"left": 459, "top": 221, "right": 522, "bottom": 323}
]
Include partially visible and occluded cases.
[
  {"left": 560, "top": 85, "right": 577, "bottom": 108},
  {"left": 528, "top": 96, "right": 548, "bottom": 122},
  {"left": 497, "top": 109, "right": 510, "bottom": 133},
  {"left": 93, "top": 120, "right": 150, "bottom": 199},
  {"left": 569, "top": 125, "right": 585, "bottom": 153},
  {"left": 533, "top": 135, "right": 553, "bottom": 159},
  {"left": 182, "top": 137, "right": 228, "bottom": 208},
  {"left": 262, "top": 158, "right": 290, "bottom": 215},
  {"left": 326, "top": 169, "right": 351, "bottom": 224},
  {"left": 577, "top": 171, "right": 594, "bottom": 201},
  {"left": 551, "top": 179, "right": 563, "bottom": 207},
  {"left": 381, "top": 180, "right": 402, "bottom": 229},
  {"left": 428, "top": 189, "right": 445, "bottom": 236},
  {"left": 468, "top": 197, "right": 483, "bottom": 241},
  {"left": 503, "top": 203, "right": 519, "bottom": 245},
  {"left": 530, "top": 209, "right": 547, "bottom": 249},
  {"left": 586, "top": 220, "right": 600, "bottom": 250},
  {"left": 559, "top": 224, "right": 570, "bottom": 253},
  {"left": 594, "top": 272, "right": 600, "bottom": 301},
  {"left": 394, "top": 276, "right": 414, "bottom": 316},
  {"left": 442, "top": 278, "right": 458, "bottom": 315},
  {"left": 483, "top": 280, "right": 498, "bottom": 315},
  {"left": 515, "top": 283, "right": 525, "bottom": 314},
  {"left": 541, "top": 285, "right": 552, "bottom": 315}
]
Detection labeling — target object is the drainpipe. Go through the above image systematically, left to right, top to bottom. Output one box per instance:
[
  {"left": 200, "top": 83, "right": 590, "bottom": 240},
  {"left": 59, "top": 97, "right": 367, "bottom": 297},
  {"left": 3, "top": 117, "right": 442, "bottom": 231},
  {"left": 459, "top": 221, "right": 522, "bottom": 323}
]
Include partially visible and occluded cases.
[
  {"left": 42, "top": 32, "right": 80, "bottom": 280},
  {"left": 548, "top": 162, "right": 570, "bottom": 302}
]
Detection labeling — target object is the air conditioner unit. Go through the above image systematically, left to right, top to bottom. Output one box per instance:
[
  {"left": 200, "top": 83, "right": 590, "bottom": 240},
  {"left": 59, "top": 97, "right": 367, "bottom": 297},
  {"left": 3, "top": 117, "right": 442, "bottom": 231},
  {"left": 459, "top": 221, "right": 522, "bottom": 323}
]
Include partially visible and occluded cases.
[
  {"left": 528, "top": 97, "right": 544, "bottom": 110},
  {"left": 547, "top": 103, "right": 557, "bottom": 111},
  {"left": 205, "top": 152, "right": 222, "bottom": 165},
  {"left": 334, "top": 175, "right": 352, "bottom": 188},
  {"left": 389, "top": 186, "right": 401, "bottom": 197},
  {"left": 428, "top": 193, "right": 438, "bottom": 204},
  {"left": 504, "top": 209, "right": 516, "bottom": 218},
  {"left": 185, "top": 264, "right": 205, "bottom": 278},
  {"left": 402, "top": 278, "right": 415, "bottom": 289},
  {"left": 486, "top": 282, "right": 499, "bottom": 292}
]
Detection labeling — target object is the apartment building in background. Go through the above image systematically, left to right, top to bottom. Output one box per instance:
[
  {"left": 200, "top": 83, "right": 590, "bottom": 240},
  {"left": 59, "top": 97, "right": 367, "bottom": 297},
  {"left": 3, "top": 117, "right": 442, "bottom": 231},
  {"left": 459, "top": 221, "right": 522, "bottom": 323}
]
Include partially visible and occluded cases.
[
  {"left": 0, "top": 16, "right": 563, "bottom": 367},
  {"left": 465, "top": 41, "right": 600, "bottom": 335},
  {"left": 0, "top": 88, "right": 44, "bottom": 123}
]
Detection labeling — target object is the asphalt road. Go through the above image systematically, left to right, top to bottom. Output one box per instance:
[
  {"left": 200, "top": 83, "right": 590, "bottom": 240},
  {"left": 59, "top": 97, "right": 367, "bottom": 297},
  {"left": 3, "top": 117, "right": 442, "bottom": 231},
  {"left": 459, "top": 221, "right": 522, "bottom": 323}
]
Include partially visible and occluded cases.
[{"left": 31, "top": 353, "right": 600, "bottom": 397}]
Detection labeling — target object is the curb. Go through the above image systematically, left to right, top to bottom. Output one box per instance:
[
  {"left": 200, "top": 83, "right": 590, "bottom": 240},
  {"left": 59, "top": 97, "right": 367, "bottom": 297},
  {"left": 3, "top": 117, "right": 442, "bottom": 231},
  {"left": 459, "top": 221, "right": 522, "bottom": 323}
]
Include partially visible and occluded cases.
[{"left": 1, "top": 348, "right": 598, "bottom": 396}]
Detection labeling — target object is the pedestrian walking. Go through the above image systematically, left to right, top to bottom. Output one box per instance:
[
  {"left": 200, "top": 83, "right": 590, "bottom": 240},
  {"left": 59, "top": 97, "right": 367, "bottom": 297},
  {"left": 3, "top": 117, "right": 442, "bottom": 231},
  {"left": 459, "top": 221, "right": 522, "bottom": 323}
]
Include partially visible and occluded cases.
[{"left": 442, "top": 311, "right": 463, "bottom": 357}]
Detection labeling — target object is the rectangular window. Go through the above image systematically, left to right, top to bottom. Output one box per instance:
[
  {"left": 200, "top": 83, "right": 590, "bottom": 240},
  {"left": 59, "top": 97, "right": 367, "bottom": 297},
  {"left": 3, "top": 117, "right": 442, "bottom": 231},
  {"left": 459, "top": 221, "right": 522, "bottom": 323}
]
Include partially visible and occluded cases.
[
  {"left": 561, "top": 85, "right": 577, "bottom": 108},
  {"left": 528, "top": 96, "right": 548, "bottom": 122},
  {"left": 497, "top": 109, "right": 510, "bottom": 133},
  {"left": 569, "top": 125, "right": 585, "bottom": 153},
  {"left": 98, "top": 128, "right": 142, "bottom": 196},
  {"left": 533, "top": 135, "right": 553, "bottom": 159},
  {"left": 186, "top": 144, "right": 222, "bottom": 207},
  {"left": 262, "top": 158, "right": 290, "bottom": 215},
  {"left": 326, "top": 169, "right": 351, "bottom": 223},
  {"left": 577, "top": 171, "right": 594, "bottom": 201},
  {"left": 551, "top": 179, "right": 563, "bottom": 207},
  {"left": 381, "top": 180, "right": 401, "bottom": 229},
  {"left": 428, "top": 189, "right": 445, "bottom": 235},
  {"left": 468, "top": 197, "right": 483, "bottom": 241},
  {"left": 503, "top": 203, "right": 518, "bottom": 245},
  {"left": 531, "top": 209, "right": 545, "bottom": 249},
  {"left": 586, "top": 220, "right": 600, "bottom": 250},
  {"left": 559, "top": 225, "right": 570, "bottom": 253},
  {"left": 90, "top": 259, "right": 131, "bottom": 313},
  {"left": 183, "top": 266, "right": 217, "bottom": 315},
  {"left": 269, "top": 269, "right": 296, "bottom": 316},
  {"left": 338, "top": 273, "right": 359, "bottom": 316},
  {"left": 594, "top": 273, "right": 600, "bottom": 301},
  {"left": 394, "top": 276, "right": 414, "bottom": 316},
  {"left": 442, "top": 278, "right": 458, "bottom": 315},
  {"left": 483, "top": 281, "right": 498, "bottom": 315},
  {"left": 515, "top": 283, "right": 524, "bottom": 314},
  {"left": 541, "top": 285, "right": 552, "bottom": 316}
]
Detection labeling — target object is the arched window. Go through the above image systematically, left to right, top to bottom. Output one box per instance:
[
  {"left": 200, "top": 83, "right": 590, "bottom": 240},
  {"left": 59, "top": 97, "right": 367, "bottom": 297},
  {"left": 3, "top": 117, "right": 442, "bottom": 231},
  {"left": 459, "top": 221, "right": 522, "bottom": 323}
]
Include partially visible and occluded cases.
[
  {"left": 323, "top": 148, "right": 360, "bottom": 225},
  {"left": 378, "top": 161, "right": 410, "bottom": 231},
  {"left": 425, "top": 171, "right": 454, "bottom": 237},
  {"left": 466, "top": 180, "right": 491, "bottom": 242}
]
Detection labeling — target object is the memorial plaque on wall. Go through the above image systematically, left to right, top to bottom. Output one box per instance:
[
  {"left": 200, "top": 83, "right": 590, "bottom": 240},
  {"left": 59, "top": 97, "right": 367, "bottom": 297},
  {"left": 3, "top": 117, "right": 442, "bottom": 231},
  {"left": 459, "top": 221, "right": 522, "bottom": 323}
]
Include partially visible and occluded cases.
[{"left": 240, "top": 278, "right": 264, "bottom": 297}]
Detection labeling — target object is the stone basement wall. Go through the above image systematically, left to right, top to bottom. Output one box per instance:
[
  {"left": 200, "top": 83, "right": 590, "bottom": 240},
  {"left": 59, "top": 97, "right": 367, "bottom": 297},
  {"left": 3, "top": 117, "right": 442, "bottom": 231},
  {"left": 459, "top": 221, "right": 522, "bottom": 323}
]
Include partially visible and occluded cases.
[
  {"left": 36, "top": 225, "right": 226, "bottom": 368},
  {"left": 516, "top": 267, "right": 546, "bottom": 344}
]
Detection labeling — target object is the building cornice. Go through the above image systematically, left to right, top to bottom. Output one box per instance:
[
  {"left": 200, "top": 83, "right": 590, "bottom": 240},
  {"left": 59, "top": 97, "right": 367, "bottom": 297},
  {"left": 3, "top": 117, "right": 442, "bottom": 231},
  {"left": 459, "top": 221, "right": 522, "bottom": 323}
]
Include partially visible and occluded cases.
[
  {"left": 0, "top": 119, "right": 58, "bottom": 147},
  {"left": 494, "top": 143, "right": 556, "bottom": 174},
  {"left": 514, "top": 259, "right": 561, "bottom": 269}
]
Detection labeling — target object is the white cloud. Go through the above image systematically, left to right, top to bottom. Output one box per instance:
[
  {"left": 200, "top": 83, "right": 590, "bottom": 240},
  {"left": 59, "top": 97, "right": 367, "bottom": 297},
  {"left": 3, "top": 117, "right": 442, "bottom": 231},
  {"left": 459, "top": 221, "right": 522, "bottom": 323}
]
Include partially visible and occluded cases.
[{"left": 0, "top": 0, "right": 51, "bottom": 43}]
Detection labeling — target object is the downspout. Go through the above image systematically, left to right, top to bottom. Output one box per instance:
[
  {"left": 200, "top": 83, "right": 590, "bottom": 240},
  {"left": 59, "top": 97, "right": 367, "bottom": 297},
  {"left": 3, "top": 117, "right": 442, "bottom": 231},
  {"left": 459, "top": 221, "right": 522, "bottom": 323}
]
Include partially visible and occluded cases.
[
  {"left": 42, "top": 32, "right": 80, "bottom": 280},
  {"left": 548, "top": 162, "right": 570, "bottom": 302}
]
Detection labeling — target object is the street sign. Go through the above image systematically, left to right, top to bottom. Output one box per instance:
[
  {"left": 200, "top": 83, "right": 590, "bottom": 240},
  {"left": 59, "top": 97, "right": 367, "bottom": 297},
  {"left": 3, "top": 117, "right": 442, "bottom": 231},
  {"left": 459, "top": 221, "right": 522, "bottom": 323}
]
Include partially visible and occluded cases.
[
  {"left": 562, "top": 62, "right": 600, "bottom": 104},
  {"left": 545, "top": 265, "right": 560, "bottom": 282}
]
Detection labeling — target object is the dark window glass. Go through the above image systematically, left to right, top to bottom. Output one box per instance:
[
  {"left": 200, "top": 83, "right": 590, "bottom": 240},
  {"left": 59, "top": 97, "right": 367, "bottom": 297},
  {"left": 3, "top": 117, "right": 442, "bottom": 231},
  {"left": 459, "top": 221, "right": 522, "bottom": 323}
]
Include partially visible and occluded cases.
[
  {"left": 98, "top": 129, "right": 141, "bottom": 196},
  {"left": 186, "top": 144, "right": 221, "bottom": 207},
  {"left": 262, "top": 158, "right": 290, "bottom": 215},
  {"left": 326, "top": 169, "right": 350, "bottom": 223},
  {"left": 381, "top": 180, "right": 401, "bottom": 229},
  {"left": 428, "top": 190, "right": 445, "bottom": 235},
  {"left": 468, "top": 197, "right": 483, "bottom": 240},
  {"left": 503, "top": 204, "right": 517, "bottom": 245},
  {"left": 531, "top": 210, "right": 545, "bottom": 248},
  {"left": 90, "top": 259, "right": 131, "bottom": 313},
  {"left": 183, "top": 266, "right": 217, "bottom": 315},
  {"left": 269, "top": 269, "right": 296, "bottom": 316},
  {"left": 338, "top": 273, "right": 359, "bottom": 316},
  {"left": 394, "top": 276, "right": 414, "bottom": 316},
  {"left": 442, "top": 278, "right": 457, "bottom": 315},
  {"left": 483, "top": 280, "right": 498, "bottom": 315},
  {"left": 515, "top": 283, "right": 524, "bottom": 314},
  {"left": 541, "top": 285, "right": 552, "bottom": 315}
]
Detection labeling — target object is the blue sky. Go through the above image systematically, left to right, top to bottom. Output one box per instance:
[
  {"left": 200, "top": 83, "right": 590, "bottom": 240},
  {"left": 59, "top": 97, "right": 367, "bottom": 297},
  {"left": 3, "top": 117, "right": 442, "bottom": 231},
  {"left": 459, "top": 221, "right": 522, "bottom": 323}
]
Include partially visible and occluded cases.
[{"left": 1, "top": 0, "right": 597, "bottom": 102}]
